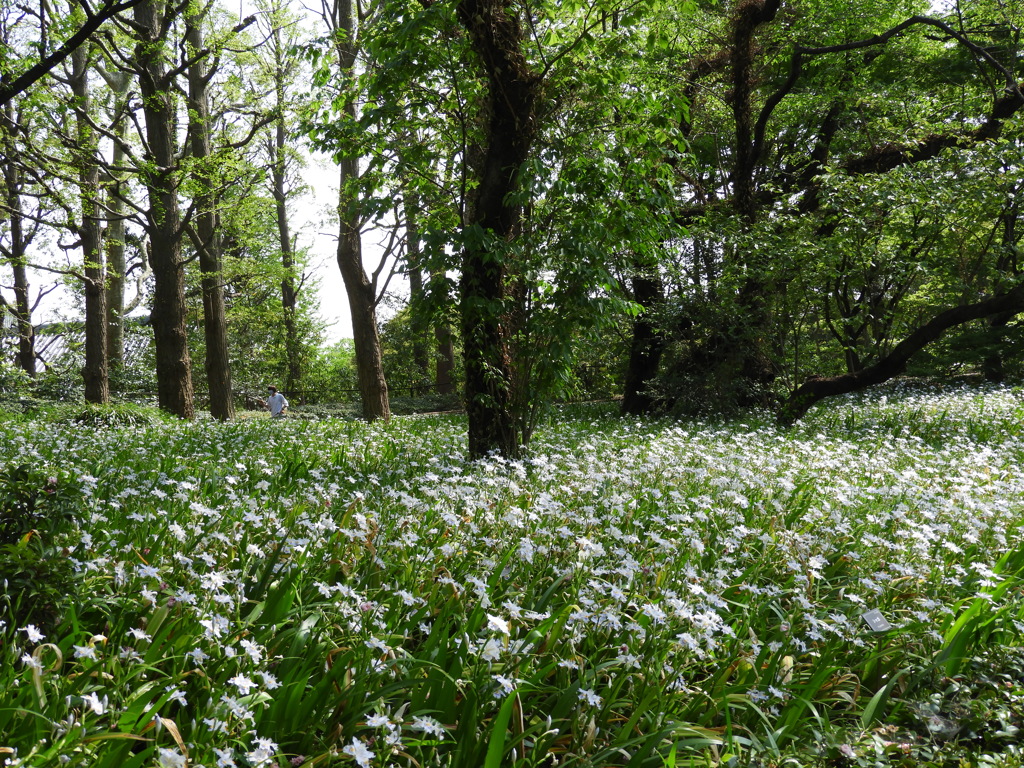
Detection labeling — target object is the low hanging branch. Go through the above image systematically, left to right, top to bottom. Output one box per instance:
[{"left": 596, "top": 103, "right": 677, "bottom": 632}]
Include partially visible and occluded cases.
[{"left": 778, "top": 281, "right": 1024, "bottom": 425}]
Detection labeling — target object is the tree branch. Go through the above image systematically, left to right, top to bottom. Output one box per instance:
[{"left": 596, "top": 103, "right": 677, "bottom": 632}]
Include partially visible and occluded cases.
[
  {"left": 0, "top": 0, "right": 147, "bottom": 106},
  {"left": 779, "top": 280, "right": 1024, "bottom": 425}
]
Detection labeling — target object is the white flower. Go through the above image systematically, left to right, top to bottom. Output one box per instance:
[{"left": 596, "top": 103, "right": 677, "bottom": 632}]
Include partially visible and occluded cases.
[
  {"left": 486, "top": 614, "right": 510, "bottom": 635},
  {"left": 19, "top": 624, "right": 45, "bottom": 643},
  {"left": 478, "top": 638, "right": 502, "bottom": 661},
  {"left": 240, "top": 639, "right": 263, "bottom": 663},
  {"left": 73, "top": 645, "right": 97, "bottom": 661},
  {"left": 21, "top": 653, "right": 42, "bottom": 671},
  {"left": 259, "top": 671, "right": 281, "bottom": 690},
  {"left": 228, "top": 674, "right": 256, "bottom": 695},
  {"left": 493, "top": 675, "right": 516, "bottom": 697},
  {"left": 166, "top": 687, "right": 187, "bottom": 706},
  {"left": 578, "top": 688, "right": 602, "bottom": 706},
  {"left": 82, "top": 692, "right": 107, "bottom": 715},
  {"left": 220, "top": 694, "right": 254, "bottom": 721},
  {"left": 410, "top": 715, "right": 447, "bottom": 739},
  {"left": 246, "top": 737, "right": 279, "bottom": 767},
  {"left": 341, "top": 738, "right": 374, "bottom": 767},
  {"left": 157, "top": 747, "right": 187, "bottom": 768},
  {"left": 213, "top": 747, "right": 237, "bottom": 768}
]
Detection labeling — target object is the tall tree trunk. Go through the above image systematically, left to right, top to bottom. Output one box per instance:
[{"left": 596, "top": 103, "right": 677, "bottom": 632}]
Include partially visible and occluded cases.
[
  {"left": 134, "top": 0, "right": 194, "bottom": 418},
  {"left": 327, "top": 0, "right": 390, "bottom": 421},
  {"left": 456, "top": 0, "right": 540, "bottom": 458},
  {"left": 715, "top": 0, "right": 782, "bottom": 401},
  {"left": 186, "top": 12, "right": 234, "bottom": 419},
  {"left": 269, "top": 27, "right": 302, "bottom": 396},
  {"left": 70, "top": 46, "right": 110, "bottom": 404},
  {"left": 97, "top": 69, "right": 131, "bottom": 371},
  {"left": 1, "top": 102, "right": 35, "bottom": 375},
  {"left": 105, "top": 142, "right": 127, "bottom": 370},
  {"left": 274, "top": 146, "right": 301, "bottom": 395},
  {"left": 337, "top": 162, "right": 390, "bottom": 420},
  {"left": 404, "top": 188, "right": 430, "bottom": 381},
  {"left": 983, "top": 203, "right": 1021, "bottom": 381},
  {"left": 9, "top": 262, "right": 35, "bottom": 375},
  {"left": 408, "top": 266, "right": 429, "bottom": 384},
  {"left": 981, "top": 312, "right": 1013, "bottom": 382}
]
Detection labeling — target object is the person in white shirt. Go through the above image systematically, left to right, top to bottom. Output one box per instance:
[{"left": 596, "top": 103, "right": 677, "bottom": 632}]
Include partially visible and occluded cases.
[{"left": 266, "top": 386, "right": 288, "bottom": 418}]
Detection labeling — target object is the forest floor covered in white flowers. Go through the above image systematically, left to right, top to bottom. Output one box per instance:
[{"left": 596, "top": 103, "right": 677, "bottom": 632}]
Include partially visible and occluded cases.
[{"left": 3, "top": 384, "right": 1024, "bottom": 767}]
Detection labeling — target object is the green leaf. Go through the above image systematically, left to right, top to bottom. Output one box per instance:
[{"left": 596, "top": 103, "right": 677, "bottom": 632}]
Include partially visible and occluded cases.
[{"left": 484, "top": 692, "right": 518, "bottom": 768}]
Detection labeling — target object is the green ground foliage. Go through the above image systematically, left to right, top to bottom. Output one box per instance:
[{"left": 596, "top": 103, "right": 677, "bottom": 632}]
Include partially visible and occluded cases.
[{"left": 2, "top": 383, "right": 1024, "bottom": 767}]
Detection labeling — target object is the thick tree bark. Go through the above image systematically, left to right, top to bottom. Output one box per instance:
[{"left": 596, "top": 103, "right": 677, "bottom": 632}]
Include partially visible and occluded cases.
[
  {"left": 134, "top": 0, "right": 194, "bottom": 418},
  {"left": 456, "top": 0, "right": 540, "bottom": 459},
  {"left": 186, "top": 15, "right": 235, "bottom": 420},
  {"left": 70, "top": 46, "right": 110, "bottom": 404},
  {"left": 1, "top": 102, "right": 36, "bottom": 376},
  {"left": 9, "top": 262, "right": 35, "bottom": 376},
  {"left": 408, "top": 266, "right": 430, "bottom": 383},
  {"left": 779, "top": 282, "right": 1024, "bottom": 424}
]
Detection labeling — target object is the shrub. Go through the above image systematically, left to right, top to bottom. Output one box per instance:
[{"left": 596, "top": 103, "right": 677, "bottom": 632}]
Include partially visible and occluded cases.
[
  {"left": 63, "top": 402, "right": 172, "bottom": 428},
  {"left": 0, "top": 464, "right": 82, "bottom": 632}
]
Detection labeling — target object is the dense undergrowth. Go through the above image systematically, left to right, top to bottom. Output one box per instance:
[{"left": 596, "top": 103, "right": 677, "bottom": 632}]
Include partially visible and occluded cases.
[{"left": 2, "top": 382, "right": 1024, "bottom": 767}]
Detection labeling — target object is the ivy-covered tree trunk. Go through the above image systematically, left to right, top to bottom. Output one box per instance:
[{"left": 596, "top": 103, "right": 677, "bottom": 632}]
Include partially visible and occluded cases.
[
  {"left": 133, "top": 0, "right": 194, "bottom": 418},
  {"left": 456, "top": 0, "right": 540, "bottom": 459},
  {"left": 186, "top": 13, "right": 234, "bottom": 420}
]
